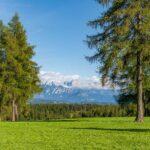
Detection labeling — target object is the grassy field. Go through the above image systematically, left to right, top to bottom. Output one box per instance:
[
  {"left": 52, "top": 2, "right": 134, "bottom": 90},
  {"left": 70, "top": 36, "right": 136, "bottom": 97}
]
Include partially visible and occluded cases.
[{"left": 0, "top": 117, "right": 150, "bottom": 150}]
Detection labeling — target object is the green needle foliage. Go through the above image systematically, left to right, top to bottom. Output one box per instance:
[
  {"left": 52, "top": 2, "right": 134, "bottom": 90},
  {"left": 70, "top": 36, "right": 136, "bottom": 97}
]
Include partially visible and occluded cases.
[
  {"left": 86, "top": 0, "right": 150, "bottom": 122},
  {"left": 0, "top": 14, "right": 42, "bottom": 121}
]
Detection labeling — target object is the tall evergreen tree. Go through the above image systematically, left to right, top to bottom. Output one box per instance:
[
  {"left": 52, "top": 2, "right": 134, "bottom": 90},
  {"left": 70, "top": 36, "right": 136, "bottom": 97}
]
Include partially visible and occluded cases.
[
  {"left": 86, "top": 0, "right": 150, "bottom": 122},
  {"left": 0, "top": 14, "right": 42, "bottom": 121},
  {"left": 8, "top": 14, "right": 42, "bottom": 121},
  {"left": 0, "top": 21, "right": 20, "bottom": 121}
]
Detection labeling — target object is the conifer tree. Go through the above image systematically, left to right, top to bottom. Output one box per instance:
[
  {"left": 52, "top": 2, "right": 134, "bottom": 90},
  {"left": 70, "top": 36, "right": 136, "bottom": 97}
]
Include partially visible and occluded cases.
[
  {"left": 87, "top": 0, "right": 150, "bottom": 122},
  {"left": 0, "top": 14, "right": 42, "bottom": 121},
  {"left": 8, "top": 14, "right": 42, "bottom": 121},
  {"left": 0, "top": 22, "right": 20, "bottom": 121}
]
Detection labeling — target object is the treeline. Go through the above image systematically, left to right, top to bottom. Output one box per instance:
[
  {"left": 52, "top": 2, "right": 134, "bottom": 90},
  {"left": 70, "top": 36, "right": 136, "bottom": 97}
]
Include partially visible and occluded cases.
[{"left": 13, "top": 104, "right": 150, "bottom": 121}]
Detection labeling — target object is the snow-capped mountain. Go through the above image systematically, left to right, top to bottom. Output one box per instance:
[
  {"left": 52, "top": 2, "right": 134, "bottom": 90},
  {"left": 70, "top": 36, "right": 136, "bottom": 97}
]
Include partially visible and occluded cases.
[{"left": 32, "top": 71, "right": 118, "bottom": 104}]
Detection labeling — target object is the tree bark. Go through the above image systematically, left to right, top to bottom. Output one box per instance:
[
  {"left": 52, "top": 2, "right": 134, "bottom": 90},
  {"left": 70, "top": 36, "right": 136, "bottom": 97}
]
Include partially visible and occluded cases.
[
  {"left": 135, "top": 50, "right": 144, "bottom": 122},
  {"left": 12, "top": 99, "right": 16, "bottom": 122},
  {"left": 15, "top": 104, "right": 18, "bottom": 121},
  {"left": 0, "top": 106, "right": 2, "bottom": 121}
]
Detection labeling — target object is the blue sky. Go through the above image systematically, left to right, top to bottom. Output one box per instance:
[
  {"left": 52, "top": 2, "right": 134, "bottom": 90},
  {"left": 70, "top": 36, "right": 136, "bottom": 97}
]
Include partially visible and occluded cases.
[{"left": 0, "top": 0, "right": 104, "bottom": 77}]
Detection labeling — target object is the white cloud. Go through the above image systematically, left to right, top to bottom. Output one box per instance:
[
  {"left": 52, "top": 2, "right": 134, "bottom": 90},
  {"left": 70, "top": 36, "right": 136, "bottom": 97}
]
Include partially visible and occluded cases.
[{"left": 39, "top": 71, "right": 112, "bottom": 89}]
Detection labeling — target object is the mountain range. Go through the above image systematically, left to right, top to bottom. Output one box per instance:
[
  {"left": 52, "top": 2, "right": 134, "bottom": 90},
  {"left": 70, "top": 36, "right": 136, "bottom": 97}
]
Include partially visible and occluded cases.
[{"left": 31, "top": 71, "right": 118, "bottom": 104}]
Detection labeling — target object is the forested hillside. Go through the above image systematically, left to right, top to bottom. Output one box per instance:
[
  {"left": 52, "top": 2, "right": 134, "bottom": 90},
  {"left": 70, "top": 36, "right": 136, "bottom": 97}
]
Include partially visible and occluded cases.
[{"left": 10, "top": 104, "right": 150, "bottom": 121}]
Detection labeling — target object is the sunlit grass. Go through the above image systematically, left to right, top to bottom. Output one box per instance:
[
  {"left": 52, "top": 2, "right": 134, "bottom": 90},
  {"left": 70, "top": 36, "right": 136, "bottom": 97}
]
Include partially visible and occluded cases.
[{"left": 0, "top": 117, "right": 150, "bottom": 149}]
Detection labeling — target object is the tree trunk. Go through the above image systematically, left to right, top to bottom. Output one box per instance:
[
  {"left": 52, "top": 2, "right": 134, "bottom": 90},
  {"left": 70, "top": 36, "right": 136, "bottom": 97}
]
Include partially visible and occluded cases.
[
  {"left": 135, "top": 51, "right": 144, "bottom": 122},
  {"left": 12, "top": 99, "right": 16, "bottom": 122},
  {"left": 15, "top": 104, "right": 18, "bottom": 121},
  {"left": 0, "top": 106, "right": 2, "bottom": 121}
]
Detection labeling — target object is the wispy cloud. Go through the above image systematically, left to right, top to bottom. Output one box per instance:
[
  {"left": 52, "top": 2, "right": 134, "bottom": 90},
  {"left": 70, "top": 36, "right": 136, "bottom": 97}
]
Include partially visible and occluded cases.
[{"left": 39, "top": 71, "right": 112, "bottom": 89}]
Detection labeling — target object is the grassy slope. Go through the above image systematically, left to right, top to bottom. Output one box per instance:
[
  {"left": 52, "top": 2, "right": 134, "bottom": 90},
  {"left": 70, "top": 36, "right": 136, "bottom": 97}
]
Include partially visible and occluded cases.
[{"left": 0, "top": 117, "right": 150, "bottom": 150}]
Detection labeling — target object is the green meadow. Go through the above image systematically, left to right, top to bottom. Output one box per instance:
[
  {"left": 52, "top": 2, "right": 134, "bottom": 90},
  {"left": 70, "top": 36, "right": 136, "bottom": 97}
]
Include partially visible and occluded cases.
[{"left": 0, "top": 117, "right": 150, "bottom": 150}]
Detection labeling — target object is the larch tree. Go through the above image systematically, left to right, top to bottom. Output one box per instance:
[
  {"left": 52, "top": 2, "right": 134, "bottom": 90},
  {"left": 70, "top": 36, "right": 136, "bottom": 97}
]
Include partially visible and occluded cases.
[
  {"left": 86, "top": 0, "right": 150, "bottom": 122},
  {"left": 0, "top": 14, "right": 42, "bottom": 121},
  {"left": 8, "top": 14, "right": 42, "bottom": 121},
  {"left": 0, "top": 22, "right": 21, "bottom": 121}
]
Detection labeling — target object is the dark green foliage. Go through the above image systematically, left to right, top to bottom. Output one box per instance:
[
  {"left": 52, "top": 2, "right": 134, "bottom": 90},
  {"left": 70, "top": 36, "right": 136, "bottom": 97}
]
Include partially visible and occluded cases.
[
  {"left": 86, "top": 0, "right": 150, "bottom": 122},
  {"left": 87, "top": 0, "right": 150, "bottom": 86},
  {"left": 0, "top": 14, "right": 42, "bottom": 121},
  {"left": 8, "top": 14, "right": 42, "bottom": 119},
  {"left": 117, "top": 88, "right": 150, "bottom": 106},
  {"left": 117, "top": 92, "right": 136, "bottom": 106},
  {"left": 3, "top": 102, "right": 150, "bottom": 121},
  {"left": 19, "top": 104, "right": 138, "bottom": 121}
]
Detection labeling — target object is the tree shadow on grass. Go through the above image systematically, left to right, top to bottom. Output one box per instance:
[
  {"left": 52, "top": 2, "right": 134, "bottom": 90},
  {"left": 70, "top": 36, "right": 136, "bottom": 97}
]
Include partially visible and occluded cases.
[
  {"left": 27, "top": 119, "right": 90, "bottom": 123},
  {"left": 47, "top": 119, "right": 84, "bottom": 122},
  {"left": 69, "top": 127, "right": 150, "bottom": 133}
]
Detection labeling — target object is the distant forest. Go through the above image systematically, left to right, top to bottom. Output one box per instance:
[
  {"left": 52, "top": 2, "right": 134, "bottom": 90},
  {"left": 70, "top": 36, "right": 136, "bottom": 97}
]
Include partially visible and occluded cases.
[{"left": 1, "top": 103, "right": 149, "bottom": 121}]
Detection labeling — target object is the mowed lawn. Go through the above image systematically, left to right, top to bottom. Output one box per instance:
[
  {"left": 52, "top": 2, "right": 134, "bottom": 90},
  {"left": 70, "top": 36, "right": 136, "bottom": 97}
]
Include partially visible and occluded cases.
[{"left": 0, "top": 118, "right": 150, "bottom": 150}]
